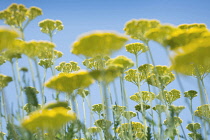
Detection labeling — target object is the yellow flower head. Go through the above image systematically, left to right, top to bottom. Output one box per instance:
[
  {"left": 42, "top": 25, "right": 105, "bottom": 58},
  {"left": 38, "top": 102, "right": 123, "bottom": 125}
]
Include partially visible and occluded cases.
[
  {"left": 0, "top": 3, "right": 42, "bottom": 27},
  {"left": 26, "top": 6, "right": 42, "bottom": 20},
  {"left": 39, "top": 19, "right": 64, "bottom": 35},
  {"left": 124, "top": 19, "right": 160, "bottom": 42},
  {"left": 178, "top": 23, "right": 207, "bottom": 30},
  {"left": 146, "top": 25, "right": 177, "bottom": 47},
  {"left": 165, "top": 27, "right": 208, "bottom": 50},
  {"left": 0, "top": 28, "right": 19, "bottom": 52},
  {"left": 71, "top": 31, "right": 128, "bottom": 57},
  {"left": 171, "top": 38, "right": 210, "bottom": 76},
  {"left": 20, "top": 40, "right": 55, "bottom": 58},
  {"left": 125, "top": 43, "right": 148, "bottom": 55},
  {"left": 83, "top": 55, "right": 110, "bottom": 70},
  {"left": 106, "top": 56, "right": 134, "bottom": 71},
  {"left": 38, "top": 59, "right": 54, "bottom": 69},
  {"left": 55, "top": 61, "right": 80, "bottom": 73},
  {"left": 89, "top": 65, "right": 123, "bottom": 83},
  {"left": 147, "top": 65, "right": 175, "bottom": 87},
  {"left": 124, "top": 69, "right": 144, "bottom": 85},
  {"left": 45, "top": 71, "right": 94, "bottom": 93},
  {"left": 0, "top": 74, "right": 12, "bottom": 89},
  {"left": 76, "top": 89, "right": 90, "bottom": 98},
  {"left": 156, "top": 89, "right": 181, "bottom": 104},
  {"left": 184, "top": 90, "right": 197, "bottom": 99},
  {"left": 92, "top": 104, "right": 106, "bottom": 114},
  {"left": 135, "top": 104, "right": 150, "bottom": 112},
  {"left": 194, "top": 104, "right": 210, "bottom": 119},
  {"left": 111, "top": 105, "right": 126, "bottom": 115},
  {"left": 153, "top": 105, "right": 167, "bottom": 114},
  {"left": 169, "top": 105, "right": 185, "bottom": 116},
  {"left": 22, "top": 107, "right": 76, "bottom": 132},
  {"left": 122, "top": 111, "right": 136, "bottom": 120},
  {"left": 163, "top": 117, "right": 182, "bottom": 127},
  {"left": 94, "top": 119, "right": 112, "bottom": 130},
  {"left": 116, "top": 122, "right": 144, "bottom": 133},
  {"left": 186, "top": 123, "right": 201, "bottom": 132}
]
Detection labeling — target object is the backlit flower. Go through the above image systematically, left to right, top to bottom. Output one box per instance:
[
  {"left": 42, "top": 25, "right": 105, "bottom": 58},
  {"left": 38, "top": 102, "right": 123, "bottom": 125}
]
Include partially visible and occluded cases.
[
  {"left": 124, "top": 19, "right": 160, "bottom": 42},
  {"left": 71, "top": 32, "right": 128, "bottom": 57},
  {"left": 45, "top": 71, "right": 94, "bottom": 93},
  {"left": 22, "top": 107, "right": 76, "bottom": 132}
]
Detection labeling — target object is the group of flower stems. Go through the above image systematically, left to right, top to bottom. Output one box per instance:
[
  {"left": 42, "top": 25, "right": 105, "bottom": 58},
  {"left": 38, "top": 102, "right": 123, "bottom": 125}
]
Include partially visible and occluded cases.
[{"left": 0, "top": 3, "right": 210, "bottom": 140}]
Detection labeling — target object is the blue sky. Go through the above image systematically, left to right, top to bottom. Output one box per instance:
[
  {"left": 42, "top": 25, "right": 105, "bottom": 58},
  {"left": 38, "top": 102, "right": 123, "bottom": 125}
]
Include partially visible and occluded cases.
[{"left": 1, "top": 0, "right": 210, "bottom": 138}]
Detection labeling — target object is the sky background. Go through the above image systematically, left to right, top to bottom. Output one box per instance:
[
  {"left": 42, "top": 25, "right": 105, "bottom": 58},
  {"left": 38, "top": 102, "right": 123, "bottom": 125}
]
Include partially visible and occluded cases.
[{"left": 1, "top": 0, "right": 210, "bottom": 138}]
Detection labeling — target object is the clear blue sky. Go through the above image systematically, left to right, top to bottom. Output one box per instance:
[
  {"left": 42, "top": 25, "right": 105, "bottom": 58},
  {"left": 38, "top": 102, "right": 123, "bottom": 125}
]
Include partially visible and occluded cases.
[{"left": 1, "top": 0, "right": 210, "bottom": 138}]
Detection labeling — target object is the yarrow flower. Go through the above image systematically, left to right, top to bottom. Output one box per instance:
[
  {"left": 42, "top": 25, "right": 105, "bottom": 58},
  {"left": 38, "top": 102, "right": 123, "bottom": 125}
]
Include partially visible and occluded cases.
[
  {"left": 0, "top": 3, "right": 42, "bottom": 27},
  {"left": 39, "top": 19, "right": 64, "bottom": 36},
  {"left": 124, "top": 19, "right": 160, "bottom": 42},
  {"left": 145, "top": 25, "right": 176, "bottom": 47},
  {"left": 0, "top": 28, "right": 19, "bottom": 52},
  {"left": 71, "top": 31, "right": 128, "bottom": 57},
  {"left": 171, "top": 38, "right": 210, "bottom": 76},
  {"left": 20, "top": 40, "right": 55, "bottom": 58},
  {"left": 125, "top": 43, "right": 148, "bottom": 55},
  {"left": 83, "top": 55, "right": 110, "bottom": 70},
  {"left": 106, "top": 56, "right": 134, "bottom": 70},
  {"left": 55, "top": 61, "right": 80, "bottom": 73},
  {"left": 89, "top": 65, "right": 123, "bottom": 83},
  {"left": 146, "top": 65, "right": 175, "bottom": 88},
  {"left": 45, "top": 71, "right": 94, "bottom": 93},
  {"left": 0, "top": 74, "right": 12, "bottom": 89},
  {"left": 156, "top": 89, "right": 181, "bottom": 104},
  {"left": 184, "top": 90, "right": 197, "bottom": 99},
  {"left": 130, "top": 91, "right": 155, "bottom": 103},
  {"left": 92, "top": 104, "right": 106, "bottom": 114},
  {"left": 194, "top": 104, "right": 210, "bottom": 119},
  {"left": 21, "top": 107, "right": 76, "bottom": 132},
  {"left": 122, "top": 111, "right": 136, "bottom": 120},
  {"left": 94, "top": 119, "right": 112, "bottom": 130},
  {"left": 116, "top": 122, "right": 145, "bottom": 139}
]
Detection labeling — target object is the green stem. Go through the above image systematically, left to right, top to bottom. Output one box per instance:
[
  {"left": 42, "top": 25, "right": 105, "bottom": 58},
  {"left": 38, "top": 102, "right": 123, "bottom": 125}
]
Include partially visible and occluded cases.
[{"left": 34, "top": 58, "right": 45, "bottom": 105}]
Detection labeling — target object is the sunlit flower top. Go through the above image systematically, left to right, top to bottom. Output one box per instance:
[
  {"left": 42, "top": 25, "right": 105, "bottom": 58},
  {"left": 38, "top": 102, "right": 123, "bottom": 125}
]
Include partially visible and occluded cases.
[
  {"left": 0, "top": 3, "right": 42, "bottom": 27},
  {"left": 39, "top": 19, "right": 64, "bottom": 35},
  {"left": 124, "top": 19, "right": 160, "bottom": 42},
  {"left": 146, "top": 25, "right": 176, "bottom": 47},
  {"left": 165, "top": 27, "right": 208, "bottom": 50},
  {"left": 0, "top": 28, "right": 19, "bottom": 52},
  {"left": 71, "top": 32, "right": 128, "bottom": 57},
  {"left": 171, "top": 38, "right": 210, "bottom": 76},
  {"left": 20, "top": 40, "right": 55, "bottom": 58},
  {"left": 125, "top": 42, "right": 148, "bottom": 55},
  {"left": 83, "top": 55, "right": 110, "bottom": 70},
  {"left": 106, "top": 56, "right": 134, "bottom": 70},
  {"left": 56, "top": 61, "right": 80, "bottom": 73},
  {"left": 89, "top": 65, "right": 123, "bottom": 83},
  {"left": 146, "top": 65, "right": 175, "bottom": 88},
  {"left": 45, "top": 71, "right": 94, "bottom": 93},
  {"left": 0, "top": 74, "right": 12, "bottom": 89},
  {"left": 156, "top": 89, "right": 181, "bottom": 104},
  {"left": 184, "top": 90, "right": 197, "bottom": 99},
  {"left": 130, "top": 91, "right": 155, "bottom": 103},
  {"left": 92, "top": 103, "right": 106, "bottom": 114},
  {"left": 194, "top": 104, "right": 210, "bottom": 119},
  {"left": 22, "top": 107, "right": 76, "bottom": 132},
  {"left": 122, "top": 111, "right": 136, "bottom": 120},
  {"left": 163, "top": 117, "right": 182, "bottom": 127},
  {"left": 94, "top": 119, "right": 112, "bottom": 130},
  {"left": 116, "top": 122, "right": 144, "bottom": 133},
  {"left": 186, "top": 123, "right": 201, "bottom": 133}
]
